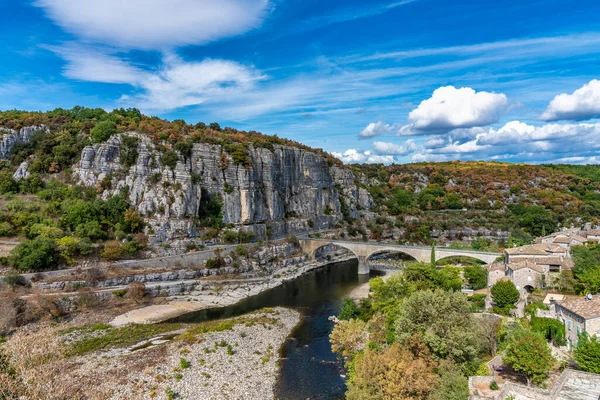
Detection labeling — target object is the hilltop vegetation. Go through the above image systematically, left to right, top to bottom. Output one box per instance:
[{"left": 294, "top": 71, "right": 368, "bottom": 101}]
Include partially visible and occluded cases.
[{"left": 351, "top": 161, "right": 600, "bottom": 242}]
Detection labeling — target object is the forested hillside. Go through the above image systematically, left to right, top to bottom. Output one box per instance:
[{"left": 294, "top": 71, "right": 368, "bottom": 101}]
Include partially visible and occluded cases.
[
  {"left": 2, "top": 107, "right": 600, "bottom": 273},
  {"left": 350, "top": 162, "right": 600, "bottom": 244}
]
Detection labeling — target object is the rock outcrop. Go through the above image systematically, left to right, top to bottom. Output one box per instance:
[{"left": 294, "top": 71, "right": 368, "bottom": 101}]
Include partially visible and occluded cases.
[
  {"left": 0, "top": 126, "right": 46, "bottom": 159},
  {"left": 73, "top": 133, "right": 372, "bottom": 242}
]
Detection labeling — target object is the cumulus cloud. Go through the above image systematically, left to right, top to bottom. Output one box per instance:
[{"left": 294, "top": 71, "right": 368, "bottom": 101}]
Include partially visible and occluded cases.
[
  {"left": 34, "top": 0, "right": 269, "bottom": 50},
  {"left": 50, "top": 46, "right": 265, "bottom": 111},
  {"left": 541, "top": 79, "right": 600, "bottom": 121},
  {"left": 399, "top": 86, "right": 509, "bottom": 135},
  {"left": 414, "top": 120, "right": 600, "bottom": 162},
  {"left": 359, "top": 121, "right": 395, "bottom": 138},
  {"left": 372, "top": 139, "right": 417, "bottom": 155},
  {"left": 331, "top": 149, "right": 396, "bottom": 164}
]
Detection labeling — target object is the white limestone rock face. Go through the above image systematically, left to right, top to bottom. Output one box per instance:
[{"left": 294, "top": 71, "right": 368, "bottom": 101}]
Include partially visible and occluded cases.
[
  {"left": 0, "top": 126, "right": 47, "bottom": 159},
  {"left": 72, "top": 132, "right": 373, "bottom": 242},
  {"left": 13, "top": 161, "right": 30, "bottom": 180}
]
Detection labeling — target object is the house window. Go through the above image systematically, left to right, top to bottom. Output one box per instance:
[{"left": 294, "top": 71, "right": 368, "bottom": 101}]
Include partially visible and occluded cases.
[
  {"left": 549, "top": 265, "right": 560, "bottom": 272},
  {"left": 568, "top": 320, "right": 572, "bottom": 330},
  {"left": 577, "top": 326, "right": 581, "bottom": 335}
]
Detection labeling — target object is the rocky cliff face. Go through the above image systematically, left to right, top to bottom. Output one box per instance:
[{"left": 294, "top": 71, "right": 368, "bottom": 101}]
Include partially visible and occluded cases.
[
  {"left": 0, "top": 126, "right": 47, "bottom": 159},
  {"left": 73, "top": 133, "right": 372, "bottom": 242}
]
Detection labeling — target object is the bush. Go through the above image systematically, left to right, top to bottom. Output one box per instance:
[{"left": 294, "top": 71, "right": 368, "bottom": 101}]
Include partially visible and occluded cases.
[
  {"left": 90, "top": 120, "right": 117, "bottom": 143},
  {"left": 160, "top": 151, "right": 179, "bottom": 169},
  {"left": 10, "top": 237, "right": 58, "bottom": 271},
  {"left": 100, "top": 241, "right": 125, "bottom": 261},
  {"left": 464, "top": 265, "right": 487, "bottom": 290},
  {"left": 491, "top": 281, "right": 520, "bottom": 309},
  {"left": 339, "top": 298, "right": 359, "bottom": 320},
  {"left": 531, "top": 316, "right": 566, "bottom": 346},
  {"left": 574, "top": 332, "right": 600, "bottom": 373},
  {"left": 490, "top": 380, "right": 498, "bottom": 390}
]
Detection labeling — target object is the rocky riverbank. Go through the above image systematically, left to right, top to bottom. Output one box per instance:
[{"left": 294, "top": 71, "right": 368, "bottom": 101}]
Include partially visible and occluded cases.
[
  {"left": 110, "top": 255, "right": 355, "bottom": 326},
  {"left": 0, "top": 307, "right": 300, "bottom": 400},
  {"left": 108, "top": 307, "right": 301, "bottom": 400}
]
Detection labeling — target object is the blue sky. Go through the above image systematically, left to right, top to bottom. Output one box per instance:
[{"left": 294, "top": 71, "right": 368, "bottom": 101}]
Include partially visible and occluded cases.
[{"left": 2, "top": 0, "right": 600, "bottom": 164}]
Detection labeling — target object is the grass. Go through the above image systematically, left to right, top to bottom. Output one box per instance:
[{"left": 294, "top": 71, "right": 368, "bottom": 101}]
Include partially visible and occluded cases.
[
  {"left": 62, "top": 323, "right": 183, "bottom": 355},
  {"left": 179, "top": 358, "right": 191, "bottom": 369}
]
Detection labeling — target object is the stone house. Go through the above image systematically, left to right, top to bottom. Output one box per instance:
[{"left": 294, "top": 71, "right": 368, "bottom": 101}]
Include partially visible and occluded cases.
[
  {"left": 504, "top": 243, "right": 568, "bottom": 264},
  {"left": 506, "top": 260, "right": 545, "bottom": 292},
  {"left": 487, "top": 264, "right": 506, "bottom": 288},
  {"left": 556, "top": 296, "right": 600, "bottom": 350}
]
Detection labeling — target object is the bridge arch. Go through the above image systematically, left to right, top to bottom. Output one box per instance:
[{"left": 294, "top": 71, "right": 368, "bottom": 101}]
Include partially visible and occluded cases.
[{"left": 435, "top": 255, "right": 486, "bottom": 266}]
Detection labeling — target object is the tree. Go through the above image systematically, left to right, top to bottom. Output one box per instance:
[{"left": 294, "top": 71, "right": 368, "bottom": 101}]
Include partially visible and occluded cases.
[
  {"left": 90, "top": 120, "right": 117, "bottom": 142},
  {"left": 9, "top": 237, "right": 58, "bottom": 271},
  {"left": 431, "top": 242, "right": 436, "bottom": 267},
  {"left": 464, "top": 265, "right": 487, "bottom": 290},
  {"left": 491, "top": 280, "right": 520, "bottom": 309},
  {"left": 394, "top": 289, "right": 484, "bottom": 367},
  {"left": 339, "top": 298, "right": 359, "bottom": 320},
  {"left": 330, "top": 319, "right": 368, "bottom": 358},
  {"left": 504, "top": 329, "right": 554, "bottom": 386},
  {"left": 574, "top": 332, "right": 600, "bottom": 373},
  {"left": 346, "top": 343, "right": 438, "bottom": 400},
  {"left": 428, "top": 361, "right": 470, "bottom": 400}
]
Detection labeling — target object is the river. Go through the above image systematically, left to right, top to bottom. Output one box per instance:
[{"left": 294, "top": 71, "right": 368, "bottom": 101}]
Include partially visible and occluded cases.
[{"left": 172, "top": 259, "right": 375, "bottom": 399}]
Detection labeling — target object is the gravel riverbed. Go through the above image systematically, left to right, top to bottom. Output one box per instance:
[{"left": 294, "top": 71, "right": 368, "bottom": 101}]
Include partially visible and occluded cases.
[{"left": 107, "top": 307, "right": 300, "bottom": 400}]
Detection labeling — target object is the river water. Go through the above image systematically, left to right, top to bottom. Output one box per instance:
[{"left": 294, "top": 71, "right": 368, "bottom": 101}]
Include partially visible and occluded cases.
[{"left": 172, "top": 259, "right": 373, "bottom": 399}]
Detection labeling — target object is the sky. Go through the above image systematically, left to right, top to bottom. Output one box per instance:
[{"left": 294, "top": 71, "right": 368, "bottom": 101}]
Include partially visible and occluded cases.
[{"left": 2, "top": 0, "right": 600, "bottom": 164}]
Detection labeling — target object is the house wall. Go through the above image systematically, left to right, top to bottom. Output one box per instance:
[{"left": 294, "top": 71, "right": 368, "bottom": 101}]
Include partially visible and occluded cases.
[
  {"left": 509, "top": 268, "right": 542, "bottom": 291},
  {"left": 556, "top": 305, "right": 586, "bottom": 349}
]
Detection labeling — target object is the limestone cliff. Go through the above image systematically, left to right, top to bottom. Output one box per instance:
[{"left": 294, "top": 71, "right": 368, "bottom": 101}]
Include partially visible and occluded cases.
[
  {"left": 0, "top": 126, "right": 47, "bottom": 159},
  {"left": 72, "top": 133, "right": 372, "bottom": 242}
]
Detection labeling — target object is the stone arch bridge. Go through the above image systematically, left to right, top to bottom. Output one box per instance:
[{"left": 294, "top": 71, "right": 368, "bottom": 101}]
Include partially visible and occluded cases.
[{"left": 299, "top": 238, "right": 501, "bottom": 274}]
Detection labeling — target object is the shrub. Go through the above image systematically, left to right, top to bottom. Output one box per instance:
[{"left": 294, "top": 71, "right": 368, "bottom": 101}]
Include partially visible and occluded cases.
[
  {"left": 90, "top": 120, "right": 117, "bottom": 143},
  {"left": 161, "top": 151, "right": 179, "bottom": 169},
  {"left": 10, "top": 237, "right": 58, "bottom": 271},
  {"left": 100, "top": 241, "right": 125, "bottom": 261},
  {"left": 491, "top": 281, "right": 520, "bottom": 309},
  {"left": 339, "top": 298, "right": 359, "bottom": 320},
  {"left": 574, "top": 332, "right": 600, "bottom": 373},
  {"left": 180, "top": 357, "right": 191, "bottom": 369},
  {"left": 490, "top": 380, "right": 498, "bottom": 390}
]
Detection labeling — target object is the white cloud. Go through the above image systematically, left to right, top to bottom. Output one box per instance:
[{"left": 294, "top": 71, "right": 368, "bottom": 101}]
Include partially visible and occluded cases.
[
  {"left": 34, "top": 0, "right": 269, "bottom": 50},
  {"left": 51, "top": 47, "right": 265, "bottom": 111},
  {"left": 541, "top": 79, "right": 600, "bottom": 121},
  {"left": 399, "top": 86, "right": 509, "bottom": 135},
  {"left": 359, "top": 121, "right": 394, "bottom": 138},
  {"left": 414, "top": 121, "right": 600, "bottom": 162},
  {"left": 372, "top": 139, "right": 417, "bottom": 155},
  {"left": 331, "top": 149, "right": 396, "bottom": 164}
]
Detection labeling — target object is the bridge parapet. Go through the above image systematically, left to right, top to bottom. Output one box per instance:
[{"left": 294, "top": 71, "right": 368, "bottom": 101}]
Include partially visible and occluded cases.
[{"left": 299, "top": 238, "right": 501, "bottom": 274}]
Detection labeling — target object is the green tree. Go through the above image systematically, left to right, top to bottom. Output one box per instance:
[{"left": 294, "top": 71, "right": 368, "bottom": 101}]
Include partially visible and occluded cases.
[
  {"left": 90, "top": 120, "right": 117, "bottom": 143},
  {"left": 9, "top": 237, "right": 58, "bottom": 271},
  {"left": 431, "top": 242, "right": 436, "bottom": 267},
  {"left": 464, "top": 265, "right": 487, "bottom": 290},
  {"left": 491, "top": 280, "right": 520, "bottom": 309},
  {"left": 394, "top": 289, "right": 484, "bottom": 367},
  {"left": 339, "top": 298, "right": 359, "bottom": 320},
  {"left": 503, "top": 329, "right": 554, "bottom": 386},
  {"left": 574, "top": 332, "right": 600, "bottom": 373},
  {"left": 428, "top": 362, "right": 470, "bottom": 400}
]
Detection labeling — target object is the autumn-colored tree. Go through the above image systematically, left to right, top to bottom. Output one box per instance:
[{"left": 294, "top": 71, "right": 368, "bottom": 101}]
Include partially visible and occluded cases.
[
  {"left": 330, "top": 319, "right": 368, "bottom": 358},
  {"left": 504, "top": 329, "right": 554, "bottom": 386},
  {"left": 347, "top": 343, "right": 438, "bottom": 400}
]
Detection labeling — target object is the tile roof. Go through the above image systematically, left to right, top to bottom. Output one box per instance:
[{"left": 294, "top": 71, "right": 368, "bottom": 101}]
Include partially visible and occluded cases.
[
  {"left": 504, "top": 243, "right": 566, "bottom": 256},
  {"left": 507, "top": 259, "right": 544, "bottom": 273},
  {"left": 557, "top": 296, "right": 600, "bottom": 319}
]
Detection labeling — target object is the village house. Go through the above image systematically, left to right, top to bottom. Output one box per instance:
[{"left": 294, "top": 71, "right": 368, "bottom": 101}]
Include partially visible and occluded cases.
[
  {"left": 504, "top": 243, "right": 568, "bottom": 264},
  {"left": 506, "top": 260, "right": 546, "bottom": 292},
  {"left": 556, "top": 296, "right": 600, "bottom": 350}
]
